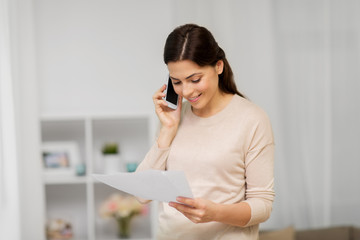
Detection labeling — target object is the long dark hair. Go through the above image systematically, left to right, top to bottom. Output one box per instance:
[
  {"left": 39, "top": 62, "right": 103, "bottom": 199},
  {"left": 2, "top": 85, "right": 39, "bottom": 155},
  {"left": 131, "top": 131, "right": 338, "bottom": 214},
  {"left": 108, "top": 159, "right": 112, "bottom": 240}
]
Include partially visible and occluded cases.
[{"left": 163, "top": 24, "right": 245, "bottom": 98}]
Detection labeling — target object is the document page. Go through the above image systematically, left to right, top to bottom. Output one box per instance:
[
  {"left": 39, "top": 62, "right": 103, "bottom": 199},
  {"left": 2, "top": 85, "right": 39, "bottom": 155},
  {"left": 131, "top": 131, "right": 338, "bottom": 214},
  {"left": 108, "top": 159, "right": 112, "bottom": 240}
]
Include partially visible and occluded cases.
[{"left": 93, "top": 170, "right": 193, "bottom": 203}]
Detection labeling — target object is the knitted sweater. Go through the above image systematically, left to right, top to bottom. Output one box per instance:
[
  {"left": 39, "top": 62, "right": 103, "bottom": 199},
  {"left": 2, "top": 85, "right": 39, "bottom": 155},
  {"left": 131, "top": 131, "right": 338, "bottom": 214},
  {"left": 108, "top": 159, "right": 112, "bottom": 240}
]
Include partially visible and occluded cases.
[{"left": 136, "top": 95, "right": 275, "bottom": 240}]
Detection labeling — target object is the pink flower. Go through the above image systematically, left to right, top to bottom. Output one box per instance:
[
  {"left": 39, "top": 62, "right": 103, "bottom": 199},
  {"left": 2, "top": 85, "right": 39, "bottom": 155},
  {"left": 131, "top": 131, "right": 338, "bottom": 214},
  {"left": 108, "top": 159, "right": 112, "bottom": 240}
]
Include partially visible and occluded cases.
[
  {"left": 99, "top": 193, "right": 146, "bottom": 220},
  {"left": 107, "top": 201, "right": 118, "bottom": 212}
]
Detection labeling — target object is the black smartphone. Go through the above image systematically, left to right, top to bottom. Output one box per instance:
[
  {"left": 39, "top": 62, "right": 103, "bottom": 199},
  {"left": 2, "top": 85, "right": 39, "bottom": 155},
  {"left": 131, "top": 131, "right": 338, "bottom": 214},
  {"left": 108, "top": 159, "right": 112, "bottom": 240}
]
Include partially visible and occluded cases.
[{"left": 164, "top": 76, "right": 178, "bottom": 109}]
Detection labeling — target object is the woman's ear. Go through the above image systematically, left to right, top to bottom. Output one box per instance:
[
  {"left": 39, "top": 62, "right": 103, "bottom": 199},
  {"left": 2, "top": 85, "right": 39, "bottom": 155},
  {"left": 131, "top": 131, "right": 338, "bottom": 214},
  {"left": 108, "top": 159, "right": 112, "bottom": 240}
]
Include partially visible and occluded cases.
[{"left": 216, "top": 60, "right": 224, "bottom": 75}]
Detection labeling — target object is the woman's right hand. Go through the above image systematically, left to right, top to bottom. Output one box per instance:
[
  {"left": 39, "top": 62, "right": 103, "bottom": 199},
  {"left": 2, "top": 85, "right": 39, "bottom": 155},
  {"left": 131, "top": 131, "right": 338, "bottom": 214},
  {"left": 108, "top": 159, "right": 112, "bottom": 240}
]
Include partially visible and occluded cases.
[{"left": 153, "top": 84, "right": 182, "bottom": 147}]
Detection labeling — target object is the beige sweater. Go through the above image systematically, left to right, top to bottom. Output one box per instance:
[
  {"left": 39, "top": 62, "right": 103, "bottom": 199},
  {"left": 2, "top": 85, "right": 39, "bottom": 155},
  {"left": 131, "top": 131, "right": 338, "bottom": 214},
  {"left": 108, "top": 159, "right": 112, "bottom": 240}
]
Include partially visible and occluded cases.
[{"left": 136, "top": 95, "right": 275, "bottom": 240}]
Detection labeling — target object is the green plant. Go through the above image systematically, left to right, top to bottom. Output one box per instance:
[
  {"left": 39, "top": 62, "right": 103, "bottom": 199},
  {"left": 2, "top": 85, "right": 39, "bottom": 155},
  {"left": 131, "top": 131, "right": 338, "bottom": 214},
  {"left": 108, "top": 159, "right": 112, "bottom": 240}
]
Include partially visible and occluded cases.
[{"left": 102, "top": 143, "right": 118, "bottom": 155}]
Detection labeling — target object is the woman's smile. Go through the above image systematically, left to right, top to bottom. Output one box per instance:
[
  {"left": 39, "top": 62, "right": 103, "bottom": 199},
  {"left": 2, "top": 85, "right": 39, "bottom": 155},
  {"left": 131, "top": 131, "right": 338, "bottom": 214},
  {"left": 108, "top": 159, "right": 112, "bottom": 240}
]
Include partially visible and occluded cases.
[
  {"left": 168, "top": 59, "right": 226, "bottom": 117},
  {"left": 187, "top": 93, "right": 202, "bottom": 103}
]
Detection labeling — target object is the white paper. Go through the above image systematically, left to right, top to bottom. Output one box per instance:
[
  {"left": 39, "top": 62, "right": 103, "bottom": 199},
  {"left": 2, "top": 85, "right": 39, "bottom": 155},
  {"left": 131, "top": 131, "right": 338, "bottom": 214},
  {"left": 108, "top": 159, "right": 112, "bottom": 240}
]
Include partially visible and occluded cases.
[{"left": 92, "top": 170, "right": 193, "bottom": 203}]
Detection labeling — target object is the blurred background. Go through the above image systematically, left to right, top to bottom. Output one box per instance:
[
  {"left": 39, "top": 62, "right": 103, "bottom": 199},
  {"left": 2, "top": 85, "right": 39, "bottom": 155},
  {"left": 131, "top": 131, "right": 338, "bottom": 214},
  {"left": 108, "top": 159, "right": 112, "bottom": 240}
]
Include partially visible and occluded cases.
[{"left": 1, "top": 0, "right": 359, "bottom": 239}]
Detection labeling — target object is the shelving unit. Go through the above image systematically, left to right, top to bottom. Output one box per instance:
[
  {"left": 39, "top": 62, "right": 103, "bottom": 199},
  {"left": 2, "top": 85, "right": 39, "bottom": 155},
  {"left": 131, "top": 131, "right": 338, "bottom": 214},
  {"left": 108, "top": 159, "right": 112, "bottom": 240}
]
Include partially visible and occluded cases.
[{"left": 40, "top": 114, "right": 156, "bottom": 240}]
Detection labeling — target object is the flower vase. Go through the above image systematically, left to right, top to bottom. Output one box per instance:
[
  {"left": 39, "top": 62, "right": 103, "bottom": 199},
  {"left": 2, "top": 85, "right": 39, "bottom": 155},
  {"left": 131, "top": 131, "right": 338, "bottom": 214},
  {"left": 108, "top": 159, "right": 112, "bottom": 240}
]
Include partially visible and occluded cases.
[{"left": 116, "top": 216, "right": 132, "bottom": 239}]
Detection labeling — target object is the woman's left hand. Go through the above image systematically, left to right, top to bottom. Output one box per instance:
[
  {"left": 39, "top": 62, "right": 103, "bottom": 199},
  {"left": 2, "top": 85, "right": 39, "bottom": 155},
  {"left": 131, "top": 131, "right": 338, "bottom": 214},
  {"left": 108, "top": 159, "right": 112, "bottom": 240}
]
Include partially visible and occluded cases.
[{"left": 169, "top": 197, "right": 219, "bottom": 224}]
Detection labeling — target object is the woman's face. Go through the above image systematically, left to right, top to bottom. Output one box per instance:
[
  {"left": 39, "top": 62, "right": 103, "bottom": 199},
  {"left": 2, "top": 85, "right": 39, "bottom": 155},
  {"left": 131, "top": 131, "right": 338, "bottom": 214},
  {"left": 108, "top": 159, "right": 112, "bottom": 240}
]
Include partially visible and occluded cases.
[{"left": 167, "top": 60, "right": 223, "bottom": 116}]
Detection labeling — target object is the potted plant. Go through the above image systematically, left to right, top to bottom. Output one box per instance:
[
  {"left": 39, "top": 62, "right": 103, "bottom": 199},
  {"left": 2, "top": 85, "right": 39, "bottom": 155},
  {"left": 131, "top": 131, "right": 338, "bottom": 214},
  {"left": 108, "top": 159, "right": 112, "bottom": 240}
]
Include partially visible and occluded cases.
[
  {"left": 102, "top": 142, "right": 122, "bottom": 173},
  {"left": 102, "top": 143, "right": 118, "bottom": 155}
]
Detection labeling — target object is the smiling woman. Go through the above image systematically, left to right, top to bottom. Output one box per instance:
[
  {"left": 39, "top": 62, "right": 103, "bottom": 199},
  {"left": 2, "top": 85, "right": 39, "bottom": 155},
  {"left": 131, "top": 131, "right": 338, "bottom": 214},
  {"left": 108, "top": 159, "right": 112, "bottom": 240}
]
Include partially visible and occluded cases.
[
  {"left": 136, "top": 24, "right": 275, "bottom": 240},
  {"left": 164, "top": 24, "right": 245, "bottom": 99},
  {"left": 167, "top": 59, "right": 229, "bottom": 117}
]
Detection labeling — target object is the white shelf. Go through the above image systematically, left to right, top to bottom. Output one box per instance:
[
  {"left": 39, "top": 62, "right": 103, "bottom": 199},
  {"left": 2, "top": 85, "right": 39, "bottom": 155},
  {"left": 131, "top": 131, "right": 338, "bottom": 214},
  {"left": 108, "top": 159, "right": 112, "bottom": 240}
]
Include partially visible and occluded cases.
[
  {"left": 40, "top": 115, "right": 155, "bottom": 240},
  {"left": 44, "top": 174, "right": 87, "bottom": 185}
]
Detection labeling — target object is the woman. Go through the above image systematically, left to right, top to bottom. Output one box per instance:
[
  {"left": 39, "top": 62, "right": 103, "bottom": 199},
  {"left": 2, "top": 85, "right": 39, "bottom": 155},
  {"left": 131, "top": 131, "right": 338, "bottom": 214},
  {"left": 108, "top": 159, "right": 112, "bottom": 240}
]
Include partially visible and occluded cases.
[{"left": 136, "top": 24, "right": 274, "bottom": 240}]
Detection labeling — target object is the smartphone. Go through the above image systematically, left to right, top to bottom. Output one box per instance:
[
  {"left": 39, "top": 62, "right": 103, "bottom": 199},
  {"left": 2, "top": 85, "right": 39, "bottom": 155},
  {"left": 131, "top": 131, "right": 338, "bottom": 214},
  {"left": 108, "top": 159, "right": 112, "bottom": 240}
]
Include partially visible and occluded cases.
[{"left": 164, "top": 76, "right": 178, "bottom": 110}]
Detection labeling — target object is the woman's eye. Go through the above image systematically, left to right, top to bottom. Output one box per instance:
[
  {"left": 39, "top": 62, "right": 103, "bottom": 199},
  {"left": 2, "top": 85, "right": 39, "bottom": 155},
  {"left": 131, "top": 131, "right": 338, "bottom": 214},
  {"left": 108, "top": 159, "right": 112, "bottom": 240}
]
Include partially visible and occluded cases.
[
  {"left": 192, "top": 79, "right": 201, "bottom": 83},
  {"left": 173, "top": 81, "right": 181, "bottom": 85}
]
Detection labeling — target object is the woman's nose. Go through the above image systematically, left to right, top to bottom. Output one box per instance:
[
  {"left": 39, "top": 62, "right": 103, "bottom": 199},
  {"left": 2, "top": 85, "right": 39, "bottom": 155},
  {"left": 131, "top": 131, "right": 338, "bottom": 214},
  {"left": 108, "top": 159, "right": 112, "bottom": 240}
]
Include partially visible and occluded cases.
[{"left": 182, "top": 83, "right": 193, "bottom": 97}]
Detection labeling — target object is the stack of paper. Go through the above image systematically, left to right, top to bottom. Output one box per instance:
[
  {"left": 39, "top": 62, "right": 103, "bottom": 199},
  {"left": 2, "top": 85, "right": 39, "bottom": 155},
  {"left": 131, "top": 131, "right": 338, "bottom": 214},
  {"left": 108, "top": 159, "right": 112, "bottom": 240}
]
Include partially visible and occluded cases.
[{"left": 92, "top": 169, "right": 193, "bottom": 203}]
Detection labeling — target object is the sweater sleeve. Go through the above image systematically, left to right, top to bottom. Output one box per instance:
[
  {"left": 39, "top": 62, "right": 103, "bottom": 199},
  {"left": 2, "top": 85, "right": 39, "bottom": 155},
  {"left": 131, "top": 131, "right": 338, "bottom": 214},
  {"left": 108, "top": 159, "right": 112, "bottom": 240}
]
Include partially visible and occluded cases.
[
  {"left": 243, "top": 111, "right": 275, "bottom": 227},
  {"left": 136, "top": 142, "right": 170, "bottom": 172}
]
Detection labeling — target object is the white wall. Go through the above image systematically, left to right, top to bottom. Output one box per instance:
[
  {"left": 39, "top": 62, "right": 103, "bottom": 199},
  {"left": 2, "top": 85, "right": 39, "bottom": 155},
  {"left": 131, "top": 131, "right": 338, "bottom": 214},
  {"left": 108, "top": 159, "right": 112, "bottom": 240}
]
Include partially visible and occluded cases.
[
  {"left": 34, "top": 0, "right": 277, "bottom": 117},
  {"left": 35, "top": 0, "right": 173, "bottom": 116},
  {"left": 329, "top": 0, "right": 360, "bottom": 225}
]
